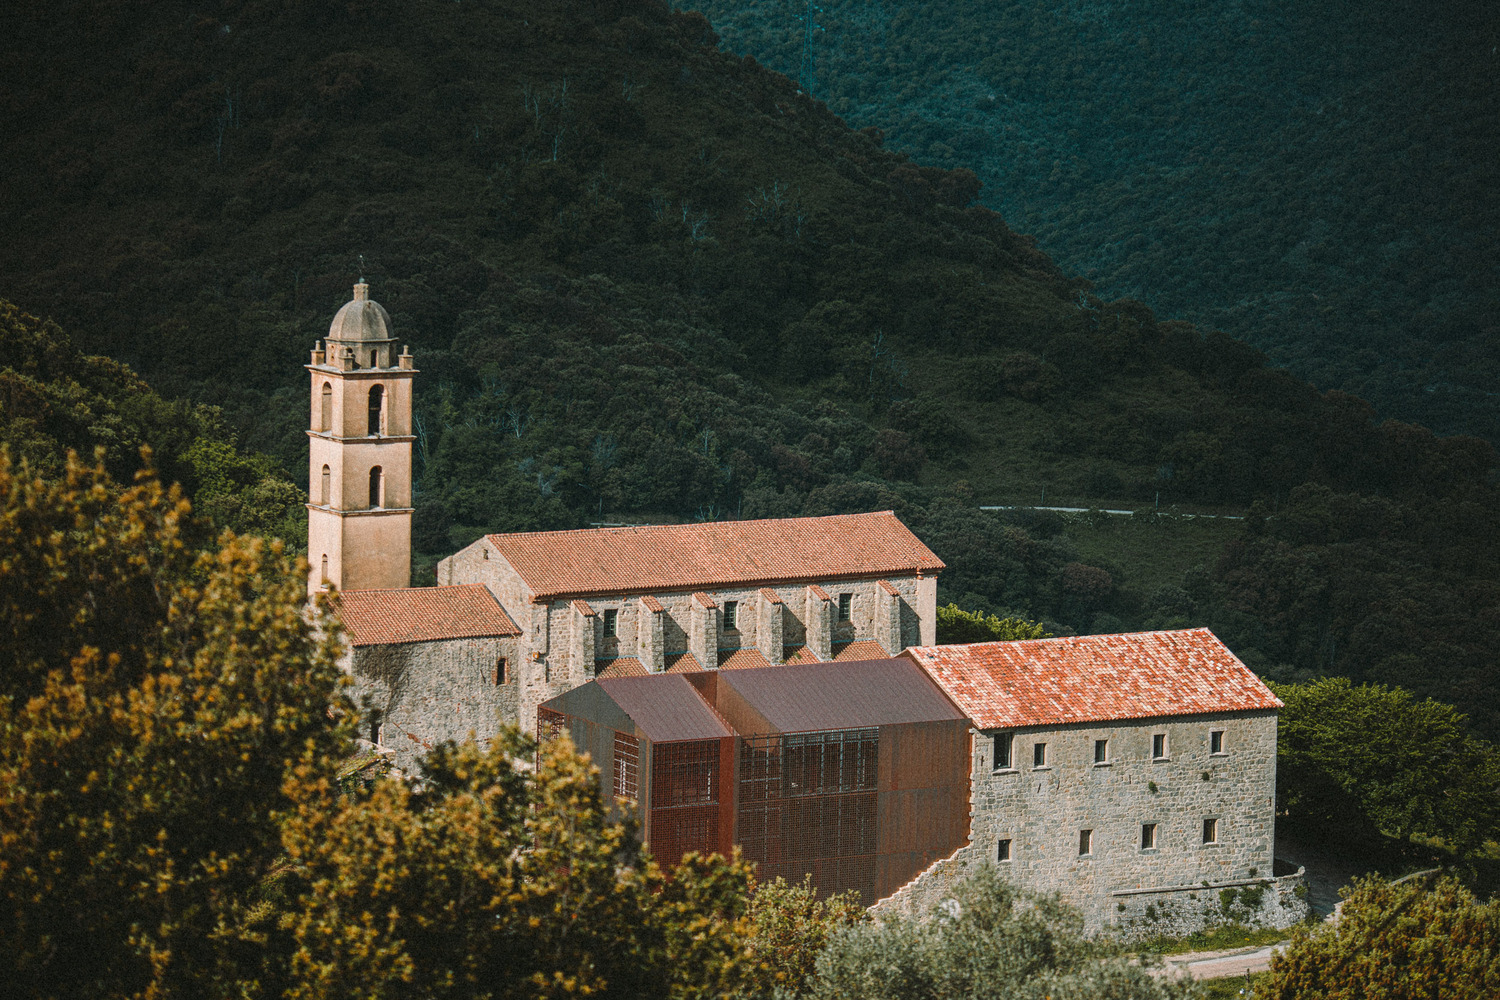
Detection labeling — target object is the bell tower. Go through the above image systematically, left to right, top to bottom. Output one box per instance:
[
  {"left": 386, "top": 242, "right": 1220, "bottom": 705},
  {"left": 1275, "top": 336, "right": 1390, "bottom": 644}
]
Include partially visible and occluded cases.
[{"left": 307, "top": 279, "right": 416, "bottom": 595}]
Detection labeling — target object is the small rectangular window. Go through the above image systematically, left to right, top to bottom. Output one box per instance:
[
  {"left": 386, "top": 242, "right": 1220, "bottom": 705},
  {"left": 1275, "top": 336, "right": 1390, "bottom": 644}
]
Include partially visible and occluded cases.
[
  {"left": 838, "top": 593, "right": 853, "bottom": 621},
  {"left": 723, "top": 601, "right": 738, "bottom": 631},
  {"left": 602, "top": 608, "right": 618, "bottom": 637},
  {"left": 494, "top": 657, "right": 508, "bottom": 685},
  {"left": 1210, "top": 730, "right": 1224, "bottom": 754},
  {"left": 993, "top": 732, "right": 1013, "bottom": 770},
  {"left": 1152, "top": 733, "right": 1168, "bottom": 759},
  {"left": 1094, "top": 738, "right": 1109, "bottom": 763},
  {"left": 1033, "top": 742, "right": 1047, "bottom": 767},
  {"left": 1203, "top": 817, "right": 1219, "bottom": 844},
  {"left": 1141, "top": 823, "right": 1158, "bottom": 850},
  {"left": 1079, "top": 829, "right": 1093, "bottom": 856},
  {"left": 997, "top": 838, "right": 1012, "bottom": 862}
]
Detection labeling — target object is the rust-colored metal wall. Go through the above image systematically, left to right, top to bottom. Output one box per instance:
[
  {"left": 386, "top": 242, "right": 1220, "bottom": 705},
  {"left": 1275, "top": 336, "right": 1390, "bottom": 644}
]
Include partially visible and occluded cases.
[
  {"left": 874, "top": 718, "right": 972, "bottom": 900},
  {"left": 645, "top": 737, "right": 735, "bottom": 867}
]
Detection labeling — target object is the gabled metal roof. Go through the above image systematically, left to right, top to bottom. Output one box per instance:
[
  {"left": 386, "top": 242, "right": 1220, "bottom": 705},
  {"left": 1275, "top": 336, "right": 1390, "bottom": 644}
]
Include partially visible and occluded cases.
[
  {"left": 718, "top": 658, "right": 966, "bottom": 734},
  {"left": 594, "top": 674, "right": 733, "bottom": 742}
]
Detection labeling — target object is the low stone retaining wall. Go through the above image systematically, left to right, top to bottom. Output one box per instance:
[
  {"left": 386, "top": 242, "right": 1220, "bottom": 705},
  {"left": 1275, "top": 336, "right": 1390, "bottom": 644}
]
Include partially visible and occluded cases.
[{"left": 873, "top": 847, "right": 1311, "bottom": 940}]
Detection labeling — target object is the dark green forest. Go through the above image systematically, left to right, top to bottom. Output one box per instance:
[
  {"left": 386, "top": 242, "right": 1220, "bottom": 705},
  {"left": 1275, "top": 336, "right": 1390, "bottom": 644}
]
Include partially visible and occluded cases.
[
  {"left": 1, "top": 0, "right": 1497, "bottom": 736},
  {"left": 690, "top": 0, "right": 1500, "bottom": 443}
]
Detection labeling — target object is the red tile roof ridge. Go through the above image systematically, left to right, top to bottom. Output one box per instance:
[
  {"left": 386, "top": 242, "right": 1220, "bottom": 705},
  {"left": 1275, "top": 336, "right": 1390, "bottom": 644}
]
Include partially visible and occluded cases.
[
  {"left": 482, "top": 511, "right": 944, "bottom": 600},
  {"left": 876, "top": 579, "right": 900, "bottom": 595},
  {"left": 337, "top": 584, "right": 522, "bottom": 646},
  {"left": 807, "top": 584, "right": 831, "bottom": 602},
  {"left": 759, "top": 587, "right": 784, "bottom": 604},
  {"left": 692, "top": 591, "right": 718, "bottom": 609},
  {"left": 640, "top": 595, "right": 665, "bottom": 613},
  {"left": 571, "top": 598, "right": 597, "bottom": 617},
  {"left": 904, "top": 628, "right": 1281, "bottom": 729}
]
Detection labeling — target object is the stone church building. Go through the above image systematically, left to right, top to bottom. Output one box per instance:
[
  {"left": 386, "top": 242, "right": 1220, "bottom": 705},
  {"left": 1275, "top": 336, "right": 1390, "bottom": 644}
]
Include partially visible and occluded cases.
[{"left": 304, "top": 282, "right": 1304, "bottom": 933}]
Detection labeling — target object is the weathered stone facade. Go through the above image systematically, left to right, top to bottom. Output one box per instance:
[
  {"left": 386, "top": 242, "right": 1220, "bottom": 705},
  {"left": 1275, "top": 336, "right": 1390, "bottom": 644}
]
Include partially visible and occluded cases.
[
  {"left": 438, "top": 534, "right": 940, "bottom": 735},
  {"left": 347, "top": 635, "right": 522, "bottom": 774},
  {"left": 873, "top": 709, "right": 1308, "bottom": 935}
]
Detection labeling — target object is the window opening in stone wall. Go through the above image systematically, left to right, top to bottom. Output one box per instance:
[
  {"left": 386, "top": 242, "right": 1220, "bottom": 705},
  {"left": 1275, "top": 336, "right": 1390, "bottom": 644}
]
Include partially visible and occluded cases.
[
  {"left": 370, "top": 349, "right": 378, "bottom": 368},
  {"left": 320, "top": 382, "right": 332, "bottom": 430},
  {"left": 367, "top": 384, "right": 384, "bottom": 435},
  {"left": 320, "top": 465, "right": 330, "bottom": 505},
  {"left": 368, "top": 466, "right": 383, "bottom": 508},
  {"left": 320, "top": 554, "right": 328, "bottom": 582},
  {"left": 838, "top": 593, "right": 852, "bottom": 621},
  {"left": 723, "top": 600, "right": 737, "bottom": 630},
  {"left": 603, "top": 608, "right": 618, "bottom": 637},
  {"left": 493, "top": 656, "right": 507, "bottom": 685},
  {"left": 368, "top": 710, "right": 382, "bottom": 745},
  {"left": 1210, "top": 730, "right": 1224, "bottom": 754},
  {"left": 613, "top": 731, "right": 639, "bottom": 801},
  {"left": 993, "top": 732, "right": 1013, "bottom": 770},
  {"left": 1152, "top": 733, "right": 1168, "bottom": 759},
  {"left": 1094, "top": 738, "right": 1108, "bottom": 763},
  {"left": 1033, "top": 741, "right": 1047, "bottom": 767},
  {"left": 1202, "top": 817, "right": 1218, "bottom": 843},
  {"left": 1141, "top": 822, "right": 1158, "bottom": 850},
  {"left": 1078, "top": 829, "right": 1092, "bottom": 856},
  {"left": 997, "top": 838, "right": 1012, "bottom": 862}
]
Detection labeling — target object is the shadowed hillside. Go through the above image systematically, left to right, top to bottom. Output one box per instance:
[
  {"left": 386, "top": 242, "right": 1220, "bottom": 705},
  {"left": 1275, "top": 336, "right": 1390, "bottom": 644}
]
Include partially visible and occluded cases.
[{"left": 1, "top": 0, "right": 1497, "bottom": 735}]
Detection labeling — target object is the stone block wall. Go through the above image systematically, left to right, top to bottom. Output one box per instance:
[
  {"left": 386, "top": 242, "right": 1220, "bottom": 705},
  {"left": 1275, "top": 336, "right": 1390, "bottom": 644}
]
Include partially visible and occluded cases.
[
  {"left": 350, "top": 635, "right": 521, "bottom": 774},
  {"left": 872, "top": 709, "right": 1306, "bottom": 936}
]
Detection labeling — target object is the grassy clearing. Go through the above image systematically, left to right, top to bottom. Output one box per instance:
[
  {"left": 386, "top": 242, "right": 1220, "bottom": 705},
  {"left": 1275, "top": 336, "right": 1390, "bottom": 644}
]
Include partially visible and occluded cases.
[
  {"left": 1063, "top": 513, "right": 1243, "bottom": 598},
  {"left": 1134, "top": 923, "right": 1290, "bottom": 957},
  {"left": 1193, "top": 970, "right": 1269, "bottom": 999}
]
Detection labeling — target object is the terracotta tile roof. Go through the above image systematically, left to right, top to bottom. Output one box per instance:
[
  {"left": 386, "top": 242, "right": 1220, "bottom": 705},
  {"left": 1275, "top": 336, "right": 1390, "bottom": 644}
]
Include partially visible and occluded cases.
[
  {"left": 484, "top": 512, "right": 944, "bottom": 600},
  {"left": 876, "top": 579, "right": 900, "bottom": 596},
  {"left": 337, "top": 584, "right": 521, "bottom": 647},
  {"left": 807, "top": 584, "right": 831, "bottom": 602},
  {"left": 759, "top": 587, "right": 784, "bottom": 605},
  {"left": 693, "top": 591, "right": 718, "bottom": 609},
  {"left": 640, "top": 595, "right": 665, "bottom": 613},
  {"left": 571, "top": 599, "right": 596, "bottom": 617},
  {"left": 904, "top": 628, "right": 1281, "bottom": 729},
  {"left": 832, "top": 640, "right": 892, "bottom": 661},
  {"left": 783, "top": 645, "right": 821, "bottom": 664},
  {"left": 718, "top": 647, "right": 774, "bottom": 670},
  {"left": 665, "top": 652, "right": 704, "bottom": 673},
  {"left": 596, "top": 657, "right": 648, "bottom": 680}
]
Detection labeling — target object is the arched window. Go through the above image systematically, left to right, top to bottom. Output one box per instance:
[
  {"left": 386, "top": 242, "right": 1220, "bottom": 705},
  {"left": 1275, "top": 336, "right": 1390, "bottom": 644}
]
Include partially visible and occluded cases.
[
  {"left": 320, "top": 382, "right": 332, "bottom": 431},
  {"left": 367, "top": 384, "right": 384, "bottom": 436},
  {"left": 319, "top": 464, "right": 330, "bottom": 505},
  {"left": 369, "top": 466, "right": 383, "bottom": 508},
  {"left": 320, "top": 553, "right": 328, "bottom": 583}
]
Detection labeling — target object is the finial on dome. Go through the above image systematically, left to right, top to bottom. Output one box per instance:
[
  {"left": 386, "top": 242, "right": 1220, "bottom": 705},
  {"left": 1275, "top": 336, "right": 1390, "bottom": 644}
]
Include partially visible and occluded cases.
[{"left": 353, "top": 280, "right": 369, "bottom": 302}]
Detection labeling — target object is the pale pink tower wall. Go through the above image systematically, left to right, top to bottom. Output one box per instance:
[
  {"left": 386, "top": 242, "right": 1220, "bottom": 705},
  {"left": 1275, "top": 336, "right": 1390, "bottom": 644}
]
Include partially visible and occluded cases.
[{"left": 306, "top": 279, "right": 417, "bottom": 596}]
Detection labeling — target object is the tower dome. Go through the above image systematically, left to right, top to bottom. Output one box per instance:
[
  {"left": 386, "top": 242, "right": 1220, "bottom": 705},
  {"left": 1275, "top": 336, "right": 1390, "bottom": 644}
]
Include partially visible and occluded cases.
[{"left": 328, "top": 280, "right": 394, "bottom": 344}]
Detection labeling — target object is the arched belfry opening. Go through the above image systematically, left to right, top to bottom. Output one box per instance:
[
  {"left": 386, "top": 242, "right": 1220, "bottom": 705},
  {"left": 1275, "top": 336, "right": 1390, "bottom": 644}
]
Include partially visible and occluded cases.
[
  {"left": 308, "top": 277, "right": 413, "bottom": 595},
  {"left": 368, "top": 384, "right": 384, "bottom": 436}
]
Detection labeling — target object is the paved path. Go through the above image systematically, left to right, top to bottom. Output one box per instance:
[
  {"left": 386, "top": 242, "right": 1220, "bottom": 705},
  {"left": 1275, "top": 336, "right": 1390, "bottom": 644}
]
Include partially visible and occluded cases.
[{"left": 1165, "top": 942, "right": 1284, "bottom": 980}]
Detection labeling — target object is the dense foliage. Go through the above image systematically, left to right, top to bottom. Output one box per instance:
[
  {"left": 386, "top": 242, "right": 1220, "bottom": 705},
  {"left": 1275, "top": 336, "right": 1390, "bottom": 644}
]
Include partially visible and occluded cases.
[
  {"left": 1, "top": 0, "right": 1498, "bottom": 736},
  {"left": 693, "top": 0, "right": 1500, "bottom": 443},
  {"left": 0, "top": 298, "right": 303, "bottom": 538},
  {"left": 0, "top": 452, "right": 761, "bottom": 999},
  {"left": 935, "top": 603, "right": 1050, "bottom": 644},
  {"left": 1271, "top": 678, "right": 1500, "bottom": 861},
  {"left": 804, "top": 870, "right": 1188, "bottom": 1000},
  {"left": 1264, "top": 874, "right": 1500, "bottom": 999},
  {"left": 741, "top": 876, "right": 865, "bottom": 998}
]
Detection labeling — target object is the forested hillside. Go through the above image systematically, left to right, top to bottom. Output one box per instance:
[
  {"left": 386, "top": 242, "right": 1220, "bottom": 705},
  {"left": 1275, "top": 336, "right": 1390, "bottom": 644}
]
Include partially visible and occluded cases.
[
  {"left": 1, "top": 0, "right": 1497, "bottom": 735},
  {"left": 691, "top": 0, "right": 1500, "bottom": 442}
]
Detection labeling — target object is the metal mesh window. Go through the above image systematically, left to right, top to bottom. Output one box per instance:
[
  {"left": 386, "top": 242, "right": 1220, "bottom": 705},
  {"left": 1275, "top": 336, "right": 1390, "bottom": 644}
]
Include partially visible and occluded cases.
[
  {"left": 613, "top": 731, "right": 639, "bottom": 801},
  {"left": 648, "top": 740, "right": 722, "bottom": 869}
]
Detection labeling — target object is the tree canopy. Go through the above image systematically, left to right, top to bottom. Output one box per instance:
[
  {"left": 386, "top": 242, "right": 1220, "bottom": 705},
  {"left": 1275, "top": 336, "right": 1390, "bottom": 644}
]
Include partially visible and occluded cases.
[{"left": 935, "top": 602, "right": 1051, "bottom": 644}]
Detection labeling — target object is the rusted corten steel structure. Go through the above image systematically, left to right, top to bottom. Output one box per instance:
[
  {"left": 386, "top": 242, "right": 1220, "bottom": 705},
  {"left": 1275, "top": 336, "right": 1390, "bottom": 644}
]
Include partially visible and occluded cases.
[{"left": 538, "top": 658, "right": 970, "bottom": 905}]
